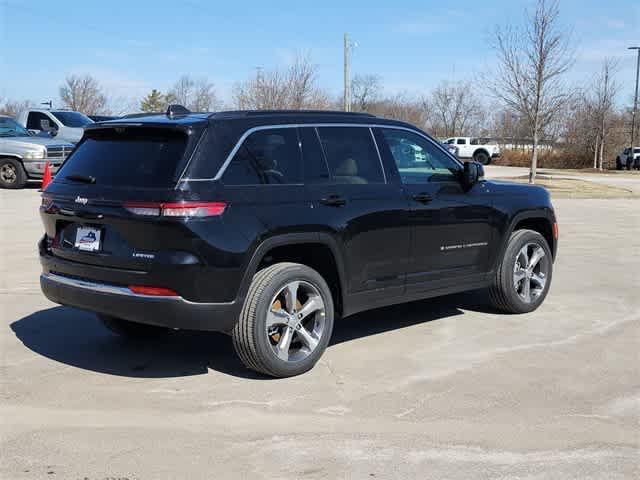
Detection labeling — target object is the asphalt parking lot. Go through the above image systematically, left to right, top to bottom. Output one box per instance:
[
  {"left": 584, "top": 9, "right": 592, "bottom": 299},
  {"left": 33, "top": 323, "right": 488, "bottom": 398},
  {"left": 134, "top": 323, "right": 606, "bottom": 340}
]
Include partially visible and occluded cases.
[{"left": 1, "top": 184, "right": 639, "bottom": 479}]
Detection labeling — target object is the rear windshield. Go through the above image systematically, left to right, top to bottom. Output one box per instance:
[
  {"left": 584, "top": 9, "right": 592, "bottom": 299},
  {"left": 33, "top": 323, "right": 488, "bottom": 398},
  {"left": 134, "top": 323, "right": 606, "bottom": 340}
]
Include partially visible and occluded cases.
[
  {"left": 51, "top": 111, "right": 93, "bottom": 127},
  {"left": 55, "top": 128, "right": 189, "bottom": 188}
]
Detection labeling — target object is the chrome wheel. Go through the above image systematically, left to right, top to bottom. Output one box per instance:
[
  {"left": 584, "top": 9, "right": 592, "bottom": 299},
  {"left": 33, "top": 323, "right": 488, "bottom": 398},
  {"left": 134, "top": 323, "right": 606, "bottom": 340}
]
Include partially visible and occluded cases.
[
  {"left": 0, "top": 163, "right": 17, "bottom": 184},
  {"left": 513, "top": 242, "right": 548, "bottom": 303},
  {"left": 266, "top": 280, "right": 326, "bottom": 362}
]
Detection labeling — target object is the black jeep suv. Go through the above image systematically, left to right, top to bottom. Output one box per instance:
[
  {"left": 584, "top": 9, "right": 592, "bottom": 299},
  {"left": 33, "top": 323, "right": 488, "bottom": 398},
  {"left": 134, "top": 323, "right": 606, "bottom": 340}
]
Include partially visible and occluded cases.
[{"left": 39, "top": 107, "right": 557, "bottom": 377}]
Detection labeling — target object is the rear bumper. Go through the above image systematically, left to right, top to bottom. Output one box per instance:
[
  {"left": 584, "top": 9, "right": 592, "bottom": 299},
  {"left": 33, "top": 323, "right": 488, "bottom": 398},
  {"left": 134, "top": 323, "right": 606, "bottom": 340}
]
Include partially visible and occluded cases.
[
  {"left": 491, "top": 152, "right": 501, "bottom": 158},
  {"left": 40, "top": 271, "right": 241, "bottom": 333}
]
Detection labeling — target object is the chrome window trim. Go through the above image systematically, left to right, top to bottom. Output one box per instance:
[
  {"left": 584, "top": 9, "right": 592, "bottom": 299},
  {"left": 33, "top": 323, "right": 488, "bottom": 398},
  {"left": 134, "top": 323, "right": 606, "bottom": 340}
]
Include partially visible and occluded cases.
[
  {"left": 180, "top": 123, "right": 462, "bottom": 183},
  {"left": 368, "top": 127, "right": 387, "bottom": 183}
]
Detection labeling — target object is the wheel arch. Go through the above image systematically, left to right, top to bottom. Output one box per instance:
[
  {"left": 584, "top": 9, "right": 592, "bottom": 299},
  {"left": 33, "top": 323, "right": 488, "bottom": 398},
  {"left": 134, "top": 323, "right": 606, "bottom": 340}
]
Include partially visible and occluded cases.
[
  {"left": 473, "top": 148, "right": 490, "bottom": 158},
  {"left": 0, "top": 153, "right": 25, "bottom": 163},
  {"left": 494, "top": 211, "right": 557, "bottom": 272},
  {"left": 238, "top": 233, "right": 347, "bottom": 317}
]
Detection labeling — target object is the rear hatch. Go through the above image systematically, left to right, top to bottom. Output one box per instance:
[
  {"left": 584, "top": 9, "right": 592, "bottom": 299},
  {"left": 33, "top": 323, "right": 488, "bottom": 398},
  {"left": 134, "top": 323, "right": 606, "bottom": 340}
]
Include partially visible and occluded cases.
[{"left": 40, "top": 122, "right": 222, "bottom": 275}]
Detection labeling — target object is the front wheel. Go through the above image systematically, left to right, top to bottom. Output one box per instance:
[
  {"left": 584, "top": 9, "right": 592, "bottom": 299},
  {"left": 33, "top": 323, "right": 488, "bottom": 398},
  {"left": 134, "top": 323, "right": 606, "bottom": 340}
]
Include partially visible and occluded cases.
[
  {"left": 0, "top": 158, "right": 27, "bottom": 189},
  {"left": 489, "top": 229, "right": 553, "bottom": 313},
  {"left": 232, "top": 262, "right": 334, "bottom": 378}
]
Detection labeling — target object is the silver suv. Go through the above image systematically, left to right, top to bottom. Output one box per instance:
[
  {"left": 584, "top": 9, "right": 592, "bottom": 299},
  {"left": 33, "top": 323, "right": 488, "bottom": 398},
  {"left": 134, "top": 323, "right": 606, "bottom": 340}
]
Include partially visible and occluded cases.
[{"left": 0, "top": 116, "right": 74, "bottom": 189}]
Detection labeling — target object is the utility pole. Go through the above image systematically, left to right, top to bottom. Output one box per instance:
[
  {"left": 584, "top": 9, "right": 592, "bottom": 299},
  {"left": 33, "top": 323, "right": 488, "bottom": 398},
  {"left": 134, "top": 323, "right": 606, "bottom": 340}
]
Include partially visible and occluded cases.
[
  {"left": 343, "top": 32, "right": 351, "bottom": 112},
  {"left": 629, "top": 47, "right": 640, "bottom": 151}
]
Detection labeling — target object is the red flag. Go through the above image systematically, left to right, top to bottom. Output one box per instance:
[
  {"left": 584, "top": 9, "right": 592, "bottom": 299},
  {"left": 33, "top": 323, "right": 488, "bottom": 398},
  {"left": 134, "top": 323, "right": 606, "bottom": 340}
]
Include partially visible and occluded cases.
[{"left": 42, "top": 161, "right": 52, "bottom": 190}]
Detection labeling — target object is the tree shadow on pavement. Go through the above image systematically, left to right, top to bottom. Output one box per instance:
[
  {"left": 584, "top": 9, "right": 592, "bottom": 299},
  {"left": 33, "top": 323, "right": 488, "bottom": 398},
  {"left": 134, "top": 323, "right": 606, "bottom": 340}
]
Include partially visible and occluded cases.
[{"left": 10, "top": 289, "right": 495, "bottom": 379}]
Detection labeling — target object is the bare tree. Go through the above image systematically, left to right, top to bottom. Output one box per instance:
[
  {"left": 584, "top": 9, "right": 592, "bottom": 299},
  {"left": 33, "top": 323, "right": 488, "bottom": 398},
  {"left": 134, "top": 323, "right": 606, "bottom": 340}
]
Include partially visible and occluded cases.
[
  {"left": 490, "top": 0, "right": 572, "bottom": 182},
  {"left": 233, "top": 54, "right": 329, "bottom": 110},
  {"left": 590, "top": 58, "right": 620, "bottom": 170},
  {"left": 59, "top": 74, "right": 108, "bottom": 115},
  {"left": 351, "top": 74, "right": 382, "bottom": 112},
  {"left": 167, "top": 75, "right": 220, "bottom": 112},
  {"left": 167, "top": 75, "right": 194, "bottom": 107},
  {"left": 191, "top": 79, "right": 220, "bottom": 111},
  {"left": 430, "top": 80, "right": 483, "bottom": 137},
  {"left": 368, "top": 93, "right": 429, "bottom": 128},
  {"left": 0, "top": 98, "right": 31, "bottom": 117}
]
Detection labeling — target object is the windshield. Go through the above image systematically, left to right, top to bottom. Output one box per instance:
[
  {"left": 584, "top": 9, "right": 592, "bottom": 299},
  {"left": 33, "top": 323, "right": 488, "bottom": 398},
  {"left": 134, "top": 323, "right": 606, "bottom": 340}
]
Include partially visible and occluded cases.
[
  {"left": 51, "top": 111, "right": 93, "bottom": 128},
  {"left": 0, "top": 117, "right": 30, "bottom": 137}
]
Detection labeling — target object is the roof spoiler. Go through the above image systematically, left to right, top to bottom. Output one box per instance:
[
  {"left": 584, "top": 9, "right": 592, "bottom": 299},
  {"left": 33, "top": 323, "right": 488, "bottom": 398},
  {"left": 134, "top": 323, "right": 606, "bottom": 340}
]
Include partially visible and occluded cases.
[{"left": 166, "top": 104, "right": 191, "bottom": 118}]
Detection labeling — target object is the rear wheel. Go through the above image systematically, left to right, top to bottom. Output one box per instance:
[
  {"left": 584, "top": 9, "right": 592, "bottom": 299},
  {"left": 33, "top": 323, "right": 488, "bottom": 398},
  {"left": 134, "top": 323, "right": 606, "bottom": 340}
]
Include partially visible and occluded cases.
[
  {"left": 474, "top": 151, "right": 490, "bottom": 165},
  {"left": 0, "top": 158, "right": 27, "bottom": 189},
  {"left": 489, "top": 229, "right": 553, "bottom": 313},
  {"left": 232, "top": 262, "right": 334, "bottom": 378},
  {"left": 99, "top": 315, "right": 169, "bottom": 339}
]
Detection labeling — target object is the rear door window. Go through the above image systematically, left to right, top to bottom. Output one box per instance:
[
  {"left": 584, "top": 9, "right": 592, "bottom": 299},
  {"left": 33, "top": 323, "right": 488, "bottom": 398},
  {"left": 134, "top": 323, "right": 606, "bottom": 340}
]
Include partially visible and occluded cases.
[
  {"left": 316, "top": 126, "right": 384, "bottom": 184},
  {"left": 55, "top": 127, "right": 189, "bottom": 188},
  {"left": 222, "top": 128, "right": 302, "bottom": 185}
]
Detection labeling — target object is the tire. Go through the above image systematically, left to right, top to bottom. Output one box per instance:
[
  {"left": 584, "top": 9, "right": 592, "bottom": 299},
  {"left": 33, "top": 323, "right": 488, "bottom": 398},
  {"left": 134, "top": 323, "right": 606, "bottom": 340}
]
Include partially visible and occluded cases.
[
  {"left": 474, "top": 151, "right": 490, "bottom": 165},
  {"left": 0, "top": 158, "right": 27, "bottom": 189},
  {"left": 615, "top": 158, "right": 622, "bottom": 170},
  {"left": 489, "top": 229, "right": 553, "bottom": 314},
  {"left": 232, "top": 262, "right": 335, "bottom": 378},
  {"left": 99, "top": 314, "right": 169, "bottom": 339}
]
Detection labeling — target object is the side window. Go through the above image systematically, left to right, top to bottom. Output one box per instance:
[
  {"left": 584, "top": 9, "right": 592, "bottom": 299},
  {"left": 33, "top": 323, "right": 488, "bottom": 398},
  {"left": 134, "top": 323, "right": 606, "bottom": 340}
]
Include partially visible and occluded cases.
[
  {"left": 27, "top": 112, "right": 50, "bottom": 130},
  {"left": 299, "top": 127, "right": 330, "bottom": 184},
  {"left": 316, "top": 127, "right": 384, "bottom": 184},
  {"left": 222, "top": 128, "right": 302, "bottom": 185},
  {"left": 380, "top": 128, "right": 460, "bottom": 184},
  {"left": 446, "top": 138, "right": 455, "bottom": 144},
  {"left": 456, "top": 138, "right": 466, "bottom": 145}
]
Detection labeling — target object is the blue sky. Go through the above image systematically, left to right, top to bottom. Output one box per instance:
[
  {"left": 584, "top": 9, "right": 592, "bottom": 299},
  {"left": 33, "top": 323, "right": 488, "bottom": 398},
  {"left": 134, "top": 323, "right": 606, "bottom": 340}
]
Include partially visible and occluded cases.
[{"left": 1, "top": 0, "right": 639, "bottom": 110}]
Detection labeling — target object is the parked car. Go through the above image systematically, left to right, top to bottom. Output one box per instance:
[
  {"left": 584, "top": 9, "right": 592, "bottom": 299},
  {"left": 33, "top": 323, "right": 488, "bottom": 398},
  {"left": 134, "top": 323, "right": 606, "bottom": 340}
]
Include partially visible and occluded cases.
[
  {"left": 39, "top": 107, "right": 557, "bottom": 377},
  {"left": 17, "top": 109, "right": 93, "bottom": 143},
  {"left": 88, "top": 115, "right": 119, "bottom": 122},
  {"left": 0, "top": 116, "right": 74, "bottom": 189},
  {"left": 444, "top": 137, "right": 500, "bottom": 164},
  {"left": 615, "top": 147, "right": 640, "bottom": 170}
]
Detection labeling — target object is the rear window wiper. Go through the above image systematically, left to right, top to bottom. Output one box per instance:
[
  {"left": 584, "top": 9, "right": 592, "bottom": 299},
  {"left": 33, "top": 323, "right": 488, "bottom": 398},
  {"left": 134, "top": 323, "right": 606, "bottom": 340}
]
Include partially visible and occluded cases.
[{"left": 65, "top": 174, "right": 96, "bottom": 184}]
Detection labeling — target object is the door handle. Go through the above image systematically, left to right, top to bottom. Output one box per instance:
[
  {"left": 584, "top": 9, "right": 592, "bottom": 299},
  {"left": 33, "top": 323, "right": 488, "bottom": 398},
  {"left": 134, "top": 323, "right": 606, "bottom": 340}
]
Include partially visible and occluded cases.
[
  {"left": 412, "top": 192, "right": 433, "bottom": 203},
  {"left": 319, "top": 195, "right": 346, "bottom": 207}
]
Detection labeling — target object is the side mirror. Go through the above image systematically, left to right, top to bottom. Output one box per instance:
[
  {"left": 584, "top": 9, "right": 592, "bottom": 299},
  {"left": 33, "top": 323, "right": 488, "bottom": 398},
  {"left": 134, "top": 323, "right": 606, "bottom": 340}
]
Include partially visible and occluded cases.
[{"left": 462, "top": 161, "right": 484, "bottom": 190}]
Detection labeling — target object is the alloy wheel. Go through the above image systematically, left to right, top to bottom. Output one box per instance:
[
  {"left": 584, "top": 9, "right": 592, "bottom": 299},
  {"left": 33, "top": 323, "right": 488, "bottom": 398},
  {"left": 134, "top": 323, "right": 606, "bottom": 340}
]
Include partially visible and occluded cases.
[
  {"left": 0, "top": 163, "right": 16, "bottom": 184},
  {"left": 513, "top": 242, "right": 549, "bottom": 303},
  {"left": 266, "top": 280, "right": 326, "bottom": 362}
]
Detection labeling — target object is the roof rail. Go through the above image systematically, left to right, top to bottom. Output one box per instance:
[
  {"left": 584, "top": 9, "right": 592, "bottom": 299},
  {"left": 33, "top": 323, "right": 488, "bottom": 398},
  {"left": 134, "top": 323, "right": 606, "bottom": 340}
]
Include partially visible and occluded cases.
[
  {"left": 166, "top": 104, "right": 191, "bottom": 118},
  {"left": 212, "top": 109, "right": 376, "bottom": 117}
]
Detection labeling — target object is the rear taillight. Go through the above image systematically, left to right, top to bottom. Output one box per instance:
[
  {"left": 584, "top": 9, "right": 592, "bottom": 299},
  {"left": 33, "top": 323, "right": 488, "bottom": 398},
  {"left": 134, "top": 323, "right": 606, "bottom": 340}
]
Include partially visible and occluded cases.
[
  {"left": 124, "top": 201, "right": 226, "bottom": 217},
  {"left": 128, "top": 285, "right": 179, "bottom": 296}
]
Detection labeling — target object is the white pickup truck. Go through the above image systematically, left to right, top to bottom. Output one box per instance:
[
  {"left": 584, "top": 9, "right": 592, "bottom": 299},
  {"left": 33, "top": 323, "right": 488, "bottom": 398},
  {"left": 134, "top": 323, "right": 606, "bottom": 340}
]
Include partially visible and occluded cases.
[
  {"left": 17, "top": 109, "right": 93, "bottom": 144},
  {"left": 0, "top": 116, "right": 74, "bottom": 188},
  {"left": 444, "top": 137, "right": 500, "bottom": 165}
]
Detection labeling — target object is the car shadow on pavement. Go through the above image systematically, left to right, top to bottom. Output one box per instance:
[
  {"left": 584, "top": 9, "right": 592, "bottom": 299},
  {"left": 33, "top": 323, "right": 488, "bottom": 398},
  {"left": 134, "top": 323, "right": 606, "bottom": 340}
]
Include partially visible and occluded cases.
[{"left": 10, "top": 289, "right": 495, "bottom": 380}]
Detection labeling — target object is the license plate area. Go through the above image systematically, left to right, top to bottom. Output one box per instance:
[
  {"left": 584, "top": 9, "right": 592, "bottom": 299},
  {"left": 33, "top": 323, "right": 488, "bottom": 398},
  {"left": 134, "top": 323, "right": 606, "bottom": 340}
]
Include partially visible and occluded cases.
[{"left": 74, "top": 226, "right": 102, "bottom": 252}]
